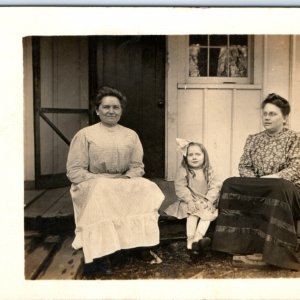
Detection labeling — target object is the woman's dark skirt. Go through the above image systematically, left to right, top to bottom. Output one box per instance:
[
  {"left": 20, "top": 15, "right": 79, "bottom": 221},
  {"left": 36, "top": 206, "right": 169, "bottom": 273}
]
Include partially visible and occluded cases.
[{"left": 211, "top": 177, "right": 300, "bottom": 270}]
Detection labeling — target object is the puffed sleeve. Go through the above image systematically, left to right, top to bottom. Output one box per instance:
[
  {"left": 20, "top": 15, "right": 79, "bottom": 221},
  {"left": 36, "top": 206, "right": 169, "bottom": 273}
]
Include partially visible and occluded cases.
[
  {"left": 66, "top": 129, "right": 101, "bottom": 184},
  {"left": 125, "top": 133, "right": 145, "bottom": 178},
  {"left": 277, "top": 133, "right": 300, "bottom": 183},
  {"left": 238, "top": 135, "right": 256, "bottom": 177},
  {"left": 174, "top": 166, "right": 194, "bottom": 203},
  {"left": 205, "top": 167, "right": 222, "bottom": 206}
]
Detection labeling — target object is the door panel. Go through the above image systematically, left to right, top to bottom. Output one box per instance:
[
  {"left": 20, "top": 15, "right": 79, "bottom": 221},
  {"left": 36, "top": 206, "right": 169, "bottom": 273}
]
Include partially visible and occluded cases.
[
  {"left": 33, "top": 36, "right": 90, "bottom": 189},
  {"left": 91, "top": 36, "right": 166, "bottom": 178},
  {"left": 40, "top": 113, "right": 89, "bottom": 175}
]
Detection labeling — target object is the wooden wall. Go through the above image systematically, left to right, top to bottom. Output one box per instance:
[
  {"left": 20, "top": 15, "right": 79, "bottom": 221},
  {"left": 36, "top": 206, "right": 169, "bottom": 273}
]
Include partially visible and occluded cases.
[
  {"left": 24, "top": 35, "right": 300, "bottom": 183},
  {"left": 166, "top": 35, "right": 300, "bottom": 181}
]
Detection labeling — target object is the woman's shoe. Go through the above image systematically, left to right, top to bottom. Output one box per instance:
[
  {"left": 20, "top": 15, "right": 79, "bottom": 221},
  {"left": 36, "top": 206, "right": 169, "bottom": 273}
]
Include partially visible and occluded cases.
[
  {"left": 128, "top": 247, "right": 154, "bottom": 262},
  {"left": 109, "top": 250, "right": 127, "bottom": 269},
  {"left": 83, "top": 256, "right": 113, "bottom": 277},
  {"left": 95, "top": 256, "right": 113, "bottom": 275},
  {"left": 83, "top": 262, "right": 97, "bottom": 279}
]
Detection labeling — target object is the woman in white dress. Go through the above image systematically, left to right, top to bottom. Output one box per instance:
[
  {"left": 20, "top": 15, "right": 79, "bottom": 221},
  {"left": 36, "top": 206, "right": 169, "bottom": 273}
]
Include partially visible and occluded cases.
[{"left": 66, "top": 86, "right": 165, "bottom": 276}]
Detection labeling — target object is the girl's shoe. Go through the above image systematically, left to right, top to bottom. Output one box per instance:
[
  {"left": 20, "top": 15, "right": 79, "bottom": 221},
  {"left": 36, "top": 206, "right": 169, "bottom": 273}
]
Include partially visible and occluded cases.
[
  {"left": 193, "top": 232, "right": 203, "bottom": 243},
  {"left": 191, "top": 237, "right": 211, "bottom": 253},
  {"left": 187, "top": 248, "right": 200, "bottom": 262}
]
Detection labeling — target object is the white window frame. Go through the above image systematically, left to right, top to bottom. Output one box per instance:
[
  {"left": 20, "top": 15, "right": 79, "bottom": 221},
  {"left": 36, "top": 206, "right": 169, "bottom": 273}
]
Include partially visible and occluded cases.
[{"left": 186, "top": 35, "right": 253, "bottom": 84}]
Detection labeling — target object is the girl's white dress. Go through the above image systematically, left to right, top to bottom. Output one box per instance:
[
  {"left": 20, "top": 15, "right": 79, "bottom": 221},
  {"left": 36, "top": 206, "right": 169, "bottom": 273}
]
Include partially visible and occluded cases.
[
  {"left": 66, "top": 123, "right": 164, "bottom": 263},
  {"left": 164, "top": 166, "right": 220, "bottom": 221}
]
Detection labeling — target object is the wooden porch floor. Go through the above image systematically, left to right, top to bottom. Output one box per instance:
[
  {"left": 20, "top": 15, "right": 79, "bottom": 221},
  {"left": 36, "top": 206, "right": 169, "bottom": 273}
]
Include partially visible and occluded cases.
[
  {"left": 24, "top": 179, "right": 187, "bottom": 279},
  {"left": 24, "top": 179, "right": 181, "bottom": 233},
  {"left": 25, "top": 179, "right": 300, "bottom": 280}
]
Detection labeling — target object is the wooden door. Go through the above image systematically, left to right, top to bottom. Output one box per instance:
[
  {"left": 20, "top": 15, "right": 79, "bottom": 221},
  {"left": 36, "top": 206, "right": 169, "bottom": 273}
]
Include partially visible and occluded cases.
[
  {"left": 33, "top": 36, "right": 90, "bottom": 189},
  {"left": 90, "top": 36, "right": 166, "bottom": 178}
]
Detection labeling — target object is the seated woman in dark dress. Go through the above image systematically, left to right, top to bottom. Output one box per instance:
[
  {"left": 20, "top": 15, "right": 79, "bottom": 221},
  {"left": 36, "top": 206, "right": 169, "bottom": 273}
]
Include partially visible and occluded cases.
[{"left": 212, "top": 93, "right": 300, "bottom": 270}]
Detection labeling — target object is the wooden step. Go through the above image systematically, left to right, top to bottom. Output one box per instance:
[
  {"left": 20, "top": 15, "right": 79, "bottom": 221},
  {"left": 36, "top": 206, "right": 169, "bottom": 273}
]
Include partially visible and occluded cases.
[
  {"left": 25, "top": 187, "right": 73, "bottom": 232},
  {"left": 42, "top": 190, "right": 73, "bottom": 218},
  {"left": 159, "top": 217, "right": 186, "bottom": 240},
  {"left": 37, "top": 237, "right": 83, "bottom": 280}
]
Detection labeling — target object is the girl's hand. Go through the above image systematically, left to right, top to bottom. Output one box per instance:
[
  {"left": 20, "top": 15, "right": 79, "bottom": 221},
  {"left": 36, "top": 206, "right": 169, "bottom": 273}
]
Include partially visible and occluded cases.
[
  {"left": 187, "top": 201, "right": 196, "bottom": 213},
  {"left": 195, "top": 201, "right": 201, "bottom": 210}
]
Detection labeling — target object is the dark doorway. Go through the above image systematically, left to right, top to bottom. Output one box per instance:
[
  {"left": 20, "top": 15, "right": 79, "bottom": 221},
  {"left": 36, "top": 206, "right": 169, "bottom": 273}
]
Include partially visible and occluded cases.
[{"left": 90, "top": 36, "right": 166, "bottom": 178}]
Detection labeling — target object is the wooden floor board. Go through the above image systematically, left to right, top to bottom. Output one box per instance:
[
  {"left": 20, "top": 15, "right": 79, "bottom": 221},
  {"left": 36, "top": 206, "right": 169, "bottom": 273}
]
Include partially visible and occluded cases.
[
  {"left": 25, "top": 187, "right": 69, "bottom": 218},
  {"left": 43, "top": 189, "right": 73, "bottom": 218},
  {"left": 24, "top": 190, "right": 46, "bottom": 207},
  {"left": 25, "top": 235, "right": 61, "bottom": 280},
  {"left": 25, "top": 237, "right": 34, "bottom": 253},
  {"left": 38, "top": 237, "right": 83, "bottom": 280}
]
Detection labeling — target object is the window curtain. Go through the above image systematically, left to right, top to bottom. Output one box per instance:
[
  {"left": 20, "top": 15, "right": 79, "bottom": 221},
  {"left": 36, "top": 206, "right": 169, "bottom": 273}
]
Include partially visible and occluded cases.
[{"left": 217, "top": 45, "right": 248, "bottom": 77}]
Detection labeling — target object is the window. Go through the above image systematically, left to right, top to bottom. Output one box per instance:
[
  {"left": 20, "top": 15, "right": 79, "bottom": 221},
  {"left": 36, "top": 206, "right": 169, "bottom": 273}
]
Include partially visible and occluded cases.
[{"left": 188, "top": 35, "right": 252, "bottom": 84}]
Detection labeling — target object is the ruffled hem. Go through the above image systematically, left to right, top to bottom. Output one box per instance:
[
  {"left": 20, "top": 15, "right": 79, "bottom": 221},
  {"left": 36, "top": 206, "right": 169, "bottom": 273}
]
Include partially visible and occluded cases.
[{"left": 72, "top": 211, "right": 160, "bottom": 263}]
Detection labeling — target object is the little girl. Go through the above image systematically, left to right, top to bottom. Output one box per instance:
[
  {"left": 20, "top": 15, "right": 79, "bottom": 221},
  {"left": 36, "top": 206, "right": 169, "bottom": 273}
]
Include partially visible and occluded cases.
[{"left": 164, "top": 138, "right": 221, "bottom": 252}]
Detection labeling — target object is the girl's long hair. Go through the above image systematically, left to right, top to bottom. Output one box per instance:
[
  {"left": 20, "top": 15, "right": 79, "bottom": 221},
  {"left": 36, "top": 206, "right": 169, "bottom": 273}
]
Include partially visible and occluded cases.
[{"left": 181, "top": 142, "right": 211, "bottom": 182}]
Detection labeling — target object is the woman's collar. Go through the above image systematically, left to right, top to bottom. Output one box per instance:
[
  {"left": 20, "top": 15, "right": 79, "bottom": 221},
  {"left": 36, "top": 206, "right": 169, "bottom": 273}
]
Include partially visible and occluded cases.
[
  {"left": 99, "top": 122, "right": 119, "bottom": 131},
  {"left": 265, "top": 127, "right": 287, "bottom": 138}
]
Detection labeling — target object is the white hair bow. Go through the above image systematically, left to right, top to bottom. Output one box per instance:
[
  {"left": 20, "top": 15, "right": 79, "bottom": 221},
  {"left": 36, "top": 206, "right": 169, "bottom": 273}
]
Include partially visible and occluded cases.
[{"left": 176, "top": 138, "right": 191, "bottom": 157}]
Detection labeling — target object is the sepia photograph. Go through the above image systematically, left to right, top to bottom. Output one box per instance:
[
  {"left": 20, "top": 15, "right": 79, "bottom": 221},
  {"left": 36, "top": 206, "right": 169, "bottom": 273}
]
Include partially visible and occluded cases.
[{"left": 2, "top": 6, "right": 300, "bottom": 300}]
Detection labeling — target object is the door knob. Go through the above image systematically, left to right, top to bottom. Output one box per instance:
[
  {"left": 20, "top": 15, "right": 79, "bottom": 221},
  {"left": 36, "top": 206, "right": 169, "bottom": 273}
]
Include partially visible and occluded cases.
[{"left": 157, "top": 100, "right": 165, "bottom": 108}]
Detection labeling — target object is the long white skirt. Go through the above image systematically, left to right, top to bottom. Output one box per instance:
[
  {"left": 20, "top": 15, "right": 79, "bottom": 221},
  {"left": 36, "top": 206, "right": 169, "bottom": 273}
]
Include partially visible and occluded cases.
[{"left": 70, "top": 177, "right": 165, "bottom": 263}]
